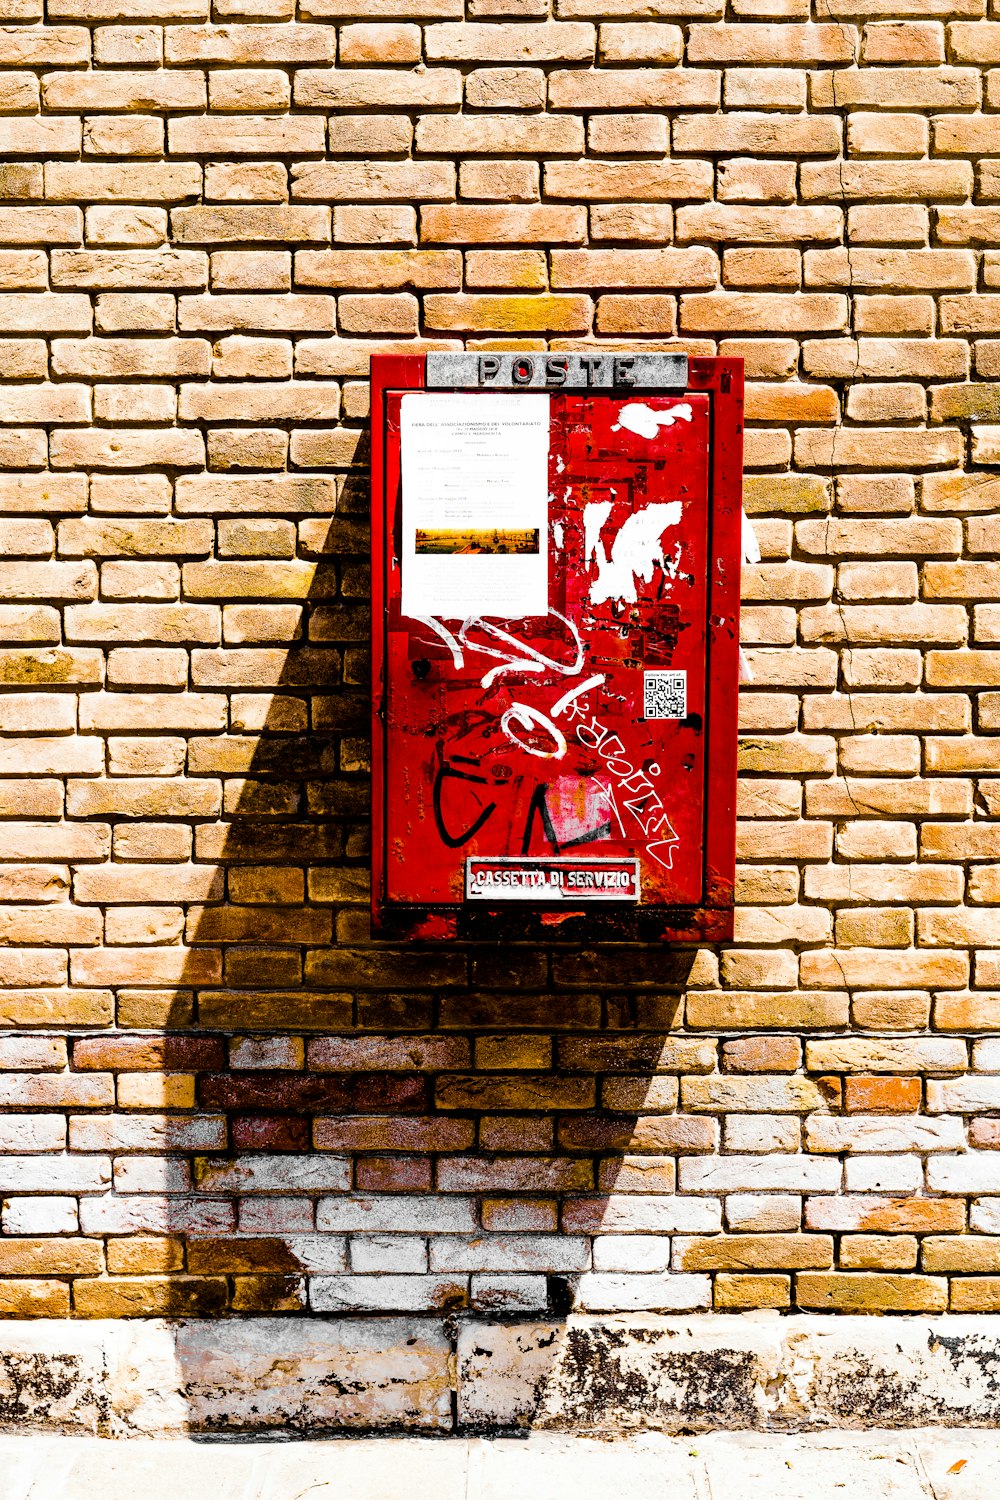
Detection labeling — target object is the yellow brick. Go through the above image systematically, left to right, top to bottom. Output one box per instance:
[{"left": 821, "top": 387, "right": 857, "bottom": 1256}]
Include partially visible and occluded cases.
[
  {"left": 840, "top": 1236, "right": 918, "bottom": 1270},
  {"left": 796, "top": 1273, "right": 947, "bottom": 1312},
  {"left": 715, "top": 1274, "right": 790, "bottom": 1309}
]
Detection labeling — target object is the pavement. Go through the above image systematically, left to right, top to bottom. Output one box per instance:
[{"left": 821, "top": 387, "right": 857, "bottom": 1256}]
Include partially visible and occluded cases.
[{"left": 2, "top": 1430, "right": 999, "bottom": 1499}]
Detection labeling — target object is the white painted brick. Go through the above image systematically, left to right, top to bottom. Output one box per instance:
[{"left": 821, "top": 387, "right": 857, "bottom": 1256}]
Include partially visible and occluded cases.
[
  {"left": 973, "top": 1040, "right": 1000, "bottom": 1073},
  {"left": 928, "top": 1078, "right": 1000, "bottom": 1112},
  {"left": 726, "top": 1114, "right": 800, "bottom": 1152},
  {"left": 69, "top": 1115, "right": 227, "bottom": 1152},
  {"left": 0, "top": 1116, "right": 66, "bottom": 1152},
  {"left": 807, "top": 1116, "right": 965, "bottom": 1152},
  {"left": 194, "top": 1154, "right": 351, "bottom": 1193},
  {"left": 5, "top": 1155, "right": 110, "bottom": 1193},
  {"left": 928, "top": 1155, "right": 1000, "bottom": 1195},
  {"left": 844, "top": 1156, "right": 925, "bottom": 1193},
  {"left": 112, "top": 1157, "right": 193, "bottom": 1194},
  {"left": 679, "top": 1157, "right": 841, "bottom": 1193},
  {"left": 1, "top": 1195, "right": 78, "bottom": 1233},
  {"left": 79, "top": 1195, "right": 234, "bottom": 1234},
  {"left": 725, "top": 1195, "right": 802, "bottom": 1231},
  {"left": 317, "top": 1196, "right": 479, "bottom": 1235},
  {"left": 565, "top": 1197, "right": 723, "bottom": 1234},
  {"left": 239, "top": 1198, "right": 315, "bottom": 1233},
  {"left": 970, "top": 1200, "right": 1000, "bottom": 1235},
  {"left": 350, "top": 1235, "right": 428, "bottom": 1274},
  {"left": 591, "top": 1235, "right": 671, "bottom": 1272},
  {"left": 430, "top": 1236, "right": 590, "bottom": 1273},
  {"left": 574, "top": 1273, "right": 712, "bottom": 1312},
  {"left": 471, "top": 1275, "right": 548, "bottom": 1312},
  {"left": 309, "top": 1276, "right": 466, "bottom": 1313}
]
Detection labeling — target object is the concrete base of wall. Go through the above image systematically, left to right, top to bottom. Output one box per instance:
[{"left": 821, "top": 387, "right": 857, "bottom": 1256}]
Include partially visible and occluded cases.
[{"left": 5, "top": 1314, "right": 1000, "bottom": 1436}]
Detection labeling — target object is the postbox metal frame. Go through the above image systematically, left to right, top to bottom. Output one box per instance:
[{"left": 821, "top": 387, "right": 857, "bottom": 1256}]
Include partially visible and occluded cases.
[{"left": 370, "top": 353, "right": 744, "bottom": 943}]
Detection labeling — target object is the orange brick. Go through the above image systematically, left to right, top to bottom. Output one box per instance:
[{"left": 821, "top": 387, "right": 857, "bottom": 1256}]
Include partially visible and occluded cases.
[{"left": 844, "top": 1076, "right": 922, "bottom": 1113}]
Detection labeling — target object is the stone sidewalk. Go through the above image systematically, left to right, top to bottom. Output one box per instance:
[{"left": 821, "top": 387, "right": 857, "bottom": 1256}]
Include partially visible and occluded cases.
[{"left": 3, "top": 1430, "right": 999, "bottom": 1499}]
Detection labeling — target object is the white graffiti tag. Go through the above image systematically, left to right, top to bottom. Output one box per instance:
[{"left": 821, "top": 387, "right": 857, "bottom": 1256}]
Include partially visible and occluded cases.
[
  {"left": 414, "top": 609, "right": 597, "bottom": 759},
  {"left": 576, "top": 710, "right": 680, "bottom": 871}
]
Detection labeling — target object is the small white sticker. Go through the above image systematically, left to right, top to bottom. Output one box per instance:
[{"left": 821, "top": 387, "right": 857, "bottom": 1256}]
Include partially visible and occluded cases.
[{"left": 644, "top": 669, "right": 687, "bottom": 720}]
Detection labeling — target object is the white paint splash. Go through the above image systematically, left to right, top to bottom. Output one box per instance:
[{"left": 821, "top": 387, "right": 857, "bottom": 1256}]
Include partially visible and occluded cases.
[
  {"left": 613, "top": 401, "right": 693, "bottom": 440},
  {"left": 583, "top": 500, "right": 683, "bottom": 606},
  {"left": 741, "top": 508, "right": 761, "bottom": 564}
]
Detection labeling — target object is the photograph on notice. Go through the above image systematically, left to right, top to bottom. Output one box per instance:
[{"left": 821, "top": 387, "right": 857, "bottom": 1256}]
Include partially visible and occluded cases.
[{"left": 414, "top": 527, "right": 541, "bottom": 556}]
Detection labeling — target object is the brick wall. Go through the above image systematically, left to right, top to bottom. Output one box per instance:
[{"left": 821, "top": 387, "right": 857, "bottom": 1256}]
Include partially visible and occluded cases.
[{"left": 0, "top": 0, "right": 998, "bottom": 1323}]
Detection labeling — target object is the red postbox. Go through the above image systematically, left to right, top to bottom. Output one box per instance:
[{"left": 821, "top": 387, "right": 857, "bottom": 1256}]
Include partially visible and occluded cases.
[{"left": 370, "top": 352, "right": 743, "bottom": 942}]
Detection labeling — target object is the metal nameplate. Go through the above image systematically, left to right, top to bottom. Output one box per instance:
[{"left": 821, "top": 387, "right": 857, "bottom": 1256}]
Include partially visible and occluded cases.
[
  {"left": 426, "top": 351, "right": 688, "bottom": 391},
  {"left": 466, "top": 856, "right": 640, "bottom": 902}
]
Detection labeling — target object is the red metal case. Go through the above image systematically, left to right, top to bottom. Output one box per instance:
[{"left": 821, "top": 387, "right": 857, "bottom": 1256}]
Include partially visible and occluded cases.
[{"left": 370, "top": 353, "right": 743, "bottom": 942}]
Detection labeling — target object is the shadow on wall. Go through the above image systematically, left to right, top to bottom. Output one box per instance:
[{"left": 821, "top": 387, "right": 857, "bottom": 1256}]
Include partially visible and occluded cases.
[{"left": 89, "top": 440, "right": 706, "bottom": 1434}]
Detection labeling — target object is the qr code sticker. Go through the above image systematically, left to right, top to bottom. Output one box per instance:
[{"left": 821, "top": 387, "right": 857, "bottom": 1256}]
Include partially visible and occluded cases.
[{"left": 644, "top": 670, "right": 687, "bottom": 720}]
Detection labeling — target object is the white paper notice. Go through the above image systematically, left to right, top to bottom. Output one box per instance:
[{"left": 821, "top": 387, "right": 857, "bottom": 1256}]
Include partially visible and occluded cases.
[{"left": 400, "top": 392, "right": 550, "bottom": 621}]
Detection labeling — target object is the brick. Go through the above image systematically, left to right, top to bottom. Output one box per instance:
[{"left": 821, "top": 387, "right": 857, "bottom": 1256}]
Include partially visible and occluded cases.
[
  {"left": 426, "top": 20, "right": 593, "bottom": 61},
  {"left": 862, "top": 20, "right": 943, "bottom": 63},
  {"left": 951, "top": 21, "right": 1000, "bottom": 62},
  {"left": 165, "top": 23, "right": 332, "bottom": 62},
  {"left": 339, "top": 23, "right": 420, "bottom": 63},
  {"left": 690, "top": 23, "right": 853, "bottom": 63},
  {"left": 598, "top": 24, "right": 681, "bottom": 63},
  {"left": 465, "top": 66, "right": 545, "bottom": 109},
  {"left": 811, "top": 66, "right": 978, "bottom": 110},
  {"left": 208, "top": 69, "right": 290, "bottom": 111},
  {"left": 294, "top": 69, "right": 461, "bottom": 109},
  {"left": 548, "top": 69, "right": 720, "bottom": 110},
  {"left": 674, "top": 112, "right": 839, "bottom": 156},
  {"left": 847, "top": 112, "right": 927, "bottom": 158},
  {"left": 169, "top": 116, "right": 323, "bottom": 156},
  {"left": 427, "top": 116, "right": 584, "bottom": 161},
  {"left": 936, "top": 116, "right": 1000, "bottom": 157},
  {"left": 803, "top": 160, "right": 971, "bottom": 202},
  {"left": 545, "top": 161, "right": 711, "bottom": 202},
  {"left": 293, "top": 162, "right": 454, "bottom": 203},
  {"left": 718, "top": 163, "right": 794, "bottom": 207},
  {"left": 421, "top": 205, "right": 586, "bottom": 245},
  {"left": 589, "top": 205, "right": 673, "bottom": 243},
  {"left": 676, "top": 205, "right": 841, "bottom": 244},
  {"left": 937, "top": 207, "right": 1000, "bottom": 246},
  {"left": 172, "top": 208, "right": 330, "bottom": 245},
  {"left": 551, "top": 249, "right": 717, "bottom": 290},
  {"left": 805, "top": 249, "right": 973, "bottom": 292},
  {"left": 296, "top": 250, "right": 459, "bottom": 290},
  {"left": 464, "top": 251, "right": 546, "bottom": 290},
  {"left": 56, "top": 252, "right": 203, "bottom": 295},
  {"left": 684, "top": 293, "right": 846, "bottom": 334},
  {"left": 179, "top": 294, "right": 335, "bottom": 332},
  {"left": 424, "top": 294, "right": 591, "bottom": 334},
  {"left": 795, "top": 427, "right": 961, "bottom": 469},
  {"left": 687, "top": 991, "right": 848, "bottom": 1030},
  {"left": 682, "top": 1076, "right": 830, "bottom": 1113},
  {"left": 676, "top": 1235, "right": 832, "bottom": 1271},
  {"left": 796, "top": 1272, "right": 946, "bottom": 1313},
  {"left": 715, "top": 1274, "right": 790, "bottom": 1309}
]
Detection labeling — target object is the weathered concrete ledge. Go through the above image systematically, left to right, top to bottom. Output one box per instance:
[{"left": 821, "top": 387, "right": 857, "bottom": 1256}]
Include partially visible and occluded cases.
[{"left": 3, "top": 1315, "right": 1000, "bottom": 1436}]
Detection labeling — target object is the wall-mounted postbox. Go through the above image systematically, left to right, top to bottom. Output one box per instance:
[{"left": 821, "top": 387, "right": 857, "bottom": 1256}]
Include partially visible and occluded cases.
[{"left": 370, "top": 352, "right": 743, "bottom": 942}]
